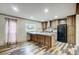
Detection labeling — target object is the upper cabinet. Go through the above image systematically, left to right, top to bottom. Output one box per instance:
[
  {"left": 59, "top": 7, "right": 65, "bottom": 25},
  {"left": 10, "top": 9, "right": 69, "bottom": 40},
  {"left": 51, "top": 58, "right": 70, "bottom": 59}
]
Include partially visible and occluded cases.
[
  {"left": 76, "top": 3, "right": 79, "bottom": 14},
  {"left": 67, "top": 16, "right": 75, "bottom": 25},
  {"left": 50, "top": 19, "right": 66, "bottom": 29},
  {"left": 59, "top": 19, "right": 67, "bottom": 25},
  {"left": 51, "top": 20, "right": 59, "bottom": 29},
  {"left": 42, "top": 22, "right": 48, "bottom": 31}
]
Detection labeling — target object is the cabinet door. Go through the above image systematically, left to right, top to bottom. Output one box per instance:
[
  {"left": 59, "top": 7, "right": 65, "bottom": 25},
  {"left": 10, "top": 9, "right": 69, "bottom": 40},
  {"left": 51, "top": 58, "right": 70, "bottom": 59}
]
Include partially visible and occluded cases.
[
  {"left": 76, "top": 3, "right": 79, "bottom": 14},
  {"left": 67, "top": 15, "right": 76, "bottom": 44},
  {"left": 67, "top": 16, "right": 75, "bottom": 25},
  {"left": 52, "top": 20, "right": 58, "bottom": 29},
  {"left": 55, "top": 20, "right": 59, "bottom": 28},
  {"left": 42, "top": 22, "right": 48, "bottom": 31},
  {"left": 42, "top": 22, "right": 45, "bottom": 31},
  {"left": 67, "top": 25, "right": 75, "bottom": 44}
]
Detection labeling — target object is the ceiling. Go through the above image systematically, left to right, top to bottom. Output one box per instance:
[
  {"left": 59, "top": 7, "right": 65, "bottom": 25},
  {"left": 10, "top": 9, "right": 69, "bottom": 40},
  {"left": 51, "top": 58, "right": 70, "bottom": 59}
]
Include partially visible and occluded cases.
[{"left": 0, "top": 3, "right": 76, "bottom": 21}]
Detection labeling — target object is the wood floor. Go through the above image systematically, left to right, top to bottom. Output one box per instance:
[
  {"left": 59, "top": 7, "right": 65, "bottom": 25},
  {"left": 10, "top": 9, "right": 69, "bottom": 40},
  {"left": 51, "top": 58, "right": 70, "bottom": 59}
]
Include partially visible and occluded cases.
[{"left": 0, "top": 41, "right": 76, "bottom": 55}]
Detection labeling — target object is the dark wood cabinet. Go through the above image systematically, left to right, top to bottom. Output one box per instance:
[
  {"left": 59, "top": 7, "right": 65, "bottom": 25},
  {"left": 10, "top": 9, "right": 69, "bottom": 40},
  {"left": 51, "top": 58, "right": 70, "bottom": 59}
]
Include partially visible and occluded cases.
[
  {"left": 76, "top": 3, "right": 79, "bottom": 14},
  {"left": 42, "top": 22, "right": 48, "bottom": 31},
  {"left": 29, "top": 34, "right": 55, "bottom": 48}
]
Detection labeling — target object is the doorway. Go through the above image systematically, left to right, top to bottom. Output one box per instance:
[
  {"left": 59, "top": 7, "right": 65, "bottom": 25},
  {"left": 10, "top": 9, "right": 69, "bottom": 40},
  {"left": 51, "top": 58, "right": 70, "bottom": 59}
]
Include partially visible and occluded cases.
[{"left": 5, "top": 18, "right": 17, "bottom": 45}]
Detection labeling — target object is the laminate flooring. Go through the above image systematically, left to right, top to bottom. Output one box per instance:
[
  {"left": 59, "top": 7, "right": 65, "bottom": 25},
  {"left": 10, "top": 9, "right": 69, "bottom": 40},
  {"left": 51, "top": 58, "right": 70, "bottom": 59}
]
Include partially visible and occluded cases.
[{"left": 0, "top": 41, "right": 77, "bottom": 55}]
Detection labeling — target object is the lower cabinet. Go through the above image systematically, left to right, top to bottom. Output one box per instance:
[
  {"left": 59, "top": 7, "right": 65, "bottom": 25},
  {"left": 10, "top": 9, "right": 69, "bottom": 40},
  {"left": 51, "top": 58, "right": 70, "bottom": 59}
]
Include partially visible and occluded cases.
[{"left": 30, "top": 34, "right": 55, "bottom": 48}]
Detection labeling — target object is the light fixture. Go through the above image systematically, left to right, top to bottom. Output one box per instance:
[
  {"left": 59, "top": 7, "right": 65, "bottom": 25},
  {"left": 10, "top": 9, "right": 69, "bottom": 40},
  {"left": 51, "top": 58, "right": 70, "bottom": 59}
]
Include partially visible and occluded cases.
[
  {"left": 12, "top": 6, "right": 19, "bottom": 12},
  {"left": 44, "top": 8, "right": 49, "bottom": 13},
  {"left": 30, "top": 16, "right": 34, "bottom": 19},
  {"left": 55, "top": 16, "right": 58, "bottom": 18}
]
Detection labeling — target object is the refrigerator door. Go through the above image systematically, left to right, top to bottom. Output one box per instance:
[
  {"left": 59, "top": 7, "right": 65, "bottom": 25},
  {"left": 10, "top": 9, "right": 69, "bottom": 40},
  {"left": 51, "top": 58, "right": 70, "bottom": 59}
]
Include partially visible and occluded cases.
[{"left": 57, "top": 24, "right": 67, "bottom": 43}]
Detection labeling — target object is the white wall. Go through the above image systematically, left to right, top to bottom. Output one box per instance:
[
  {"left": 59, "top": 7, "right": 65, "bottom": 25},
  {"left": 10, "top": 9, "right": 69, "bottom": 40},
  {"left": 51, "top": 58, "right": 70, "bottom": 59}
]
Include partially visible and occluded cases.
[
  {"left": 0, "top": 14, "right": 42, "bottom": 45},
  {"left": 0, "top": 15, "right": 6, "bottom": 46},
  {"left": 76, "top": 15, "right": 79, "bottom": 47},
  {"left": 16, "top": 18, "right": 42, "bottom": 42},
  {"left": 16, "top": 19, "right": 27, "bottom": 42}
]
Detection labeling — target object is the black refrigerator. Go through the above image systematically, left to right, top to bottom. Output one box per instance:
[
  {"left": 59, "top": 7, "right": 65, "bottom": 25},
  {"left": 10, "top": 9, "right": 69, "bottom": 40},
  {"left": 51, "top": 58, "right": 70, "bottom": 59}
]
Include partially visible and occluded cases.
[{"left": 57, "top": 24, "right": 67, "bottom": 43}]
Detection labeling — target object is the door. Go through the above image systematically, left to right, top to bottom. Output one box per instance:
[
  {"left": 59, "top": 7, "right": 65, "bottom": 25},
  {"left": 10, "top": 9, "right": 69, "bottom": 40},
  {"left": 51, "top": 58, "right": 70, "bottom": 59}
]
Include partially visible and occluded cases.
[{"left": 6, "top": 18, "right": 17, "bottom": 44}]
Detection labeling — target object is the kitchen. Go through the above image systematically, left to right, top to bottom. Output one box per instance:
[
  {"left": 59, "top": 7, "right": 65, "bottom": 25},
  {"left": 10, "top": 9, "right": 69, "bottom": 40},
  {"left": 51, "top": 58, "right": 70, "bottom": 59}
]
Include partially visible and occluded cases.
[
  {"left": 0, "top": 3, "right": 78, "bottom": 55},
  {"left": 27, "top": 15, "right": 76, "bottom": 49}
]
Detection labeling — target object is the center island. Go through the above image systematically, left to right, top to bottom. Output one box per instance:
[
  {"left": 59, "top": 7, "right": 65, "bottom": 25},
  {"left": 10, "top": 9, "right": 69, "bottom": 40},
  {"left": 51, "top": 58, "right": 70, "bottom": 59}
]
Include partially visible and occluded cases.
[{"left": 27, "top": 32, "right": 56, "bottom": 48}]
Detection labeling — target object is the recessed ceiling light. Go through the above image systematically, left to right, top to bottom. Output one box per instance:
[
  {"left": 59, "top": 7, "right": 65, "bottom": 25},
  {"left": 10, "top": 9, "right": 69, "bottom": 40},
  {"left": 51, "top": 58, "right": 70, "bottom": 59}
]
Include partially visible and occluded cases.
[
  {"left": 12, "top": 6, "right": 19, "bottom": 12},
  {"left": 44, "top": 8, "right": 49, "bottom": 13},
  {"left": 30, "top": 16, "right": 34, "bottom": 19},
  {"left": 55, "top": 16, "right": 58, "bottom": 18}
]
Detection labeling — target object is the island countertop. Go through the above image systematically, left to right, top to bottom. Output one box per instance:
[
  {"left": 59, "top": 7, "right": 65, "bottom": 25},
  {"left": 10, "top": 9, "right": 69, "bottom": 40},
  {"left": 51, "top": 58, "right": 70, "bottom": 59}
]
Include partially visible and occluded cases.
[{"left": 27, "top": 31, "right": 55, "bottom": 36}]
